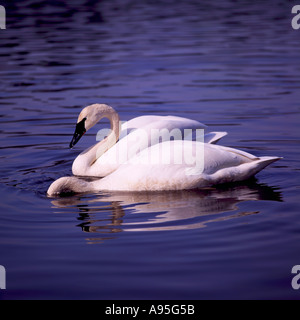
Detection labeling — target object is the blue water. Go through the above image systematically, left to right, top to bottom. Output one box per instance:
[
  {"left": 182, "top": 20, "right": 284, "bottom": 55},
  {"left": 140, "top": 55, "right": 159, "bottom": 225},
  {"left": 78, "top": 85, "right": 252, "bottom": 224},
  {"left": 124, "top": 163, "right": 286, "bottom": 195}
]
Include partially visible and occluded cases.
[{"left": 0, "top": 0, "right": 300, "bottom": 300}]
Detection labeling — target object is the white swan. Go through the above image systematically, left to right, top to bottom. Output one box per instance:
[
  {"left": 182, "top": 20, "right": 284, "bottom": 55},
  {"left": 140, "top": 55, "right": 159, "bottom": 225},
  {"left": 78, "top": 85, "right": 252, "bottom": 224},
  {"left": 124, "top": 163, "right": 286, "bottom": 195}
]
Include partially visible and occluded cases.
[
  {"left": 69, "top": 104, "right": 227, "bottom": 177},
  {"left": 48, "top": 133, "right": 281, "bottom": 196}
]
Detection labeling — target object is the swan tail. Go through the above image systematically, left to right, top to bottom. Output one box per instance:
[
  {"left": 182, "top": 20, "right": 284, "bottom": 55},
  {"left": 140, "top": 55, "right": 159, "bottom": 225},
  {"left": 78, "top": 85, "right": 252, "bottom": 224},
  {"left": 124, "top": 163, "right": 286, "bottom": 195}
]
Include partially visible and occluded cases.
[
  {"left": 204, "top": 132, "right": 228, "bottom": 144},
  {"left": 205, "top": 156, "right": 282, "bottom": 187},
  {"left": 232, "top": 156, "right": 282, "bottom": 182},
  {"left": 251, "top": 156, "right": 282, "bottom": 175}
]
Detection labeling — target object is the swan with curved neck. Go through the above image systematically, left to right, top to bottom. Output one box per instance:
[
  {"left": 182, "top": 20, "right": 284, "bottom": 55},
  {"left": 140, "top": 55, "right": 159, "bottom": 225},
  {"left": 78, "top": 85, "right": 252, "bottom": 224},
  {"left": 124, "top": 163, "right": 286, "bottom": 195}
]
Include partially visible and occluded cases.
[
  {"left": 69, "top": 104, "right": 225, "bottom": 177},
  {"left": 70, "top": 104, "right": 120, "bottom": 176}
]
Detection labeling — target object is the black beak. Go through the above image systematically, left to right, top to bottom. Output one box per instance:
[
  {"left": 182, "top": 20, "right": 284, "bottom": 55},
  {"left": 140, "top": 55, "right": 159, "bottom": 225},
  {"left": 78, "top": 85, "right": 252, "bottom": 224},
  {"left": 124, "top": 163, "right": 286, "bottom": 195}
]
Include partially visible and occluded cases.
[{"left": 69, "top": 117, "right": 87, "bottom": 149}]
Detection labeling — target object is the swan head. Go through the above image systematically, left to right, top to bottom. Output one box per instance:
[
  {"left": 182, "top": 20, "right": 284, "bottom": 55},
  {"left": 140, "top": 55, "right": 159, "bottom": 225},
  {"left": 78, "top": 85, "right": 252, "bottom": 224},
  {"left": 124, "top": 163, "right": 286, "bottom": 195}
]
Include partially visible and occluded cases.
[
  {"left": 69, "top": 104, "right": 119, "bottom": 148},
  {"left": 47, "top": 176, "right": 91, "bottom": 196}
]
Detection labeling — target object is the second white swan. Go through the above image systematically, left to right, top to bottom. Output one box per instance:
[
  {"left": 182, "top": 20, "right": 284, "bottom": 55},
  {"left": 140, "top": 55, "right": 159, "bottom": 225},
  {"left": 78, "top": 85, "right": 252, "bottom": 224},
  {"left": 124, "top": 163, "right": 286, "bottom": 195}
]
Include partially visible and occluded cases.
[{"left": 69, "top": 104, "right": 227, "bottom": 177}]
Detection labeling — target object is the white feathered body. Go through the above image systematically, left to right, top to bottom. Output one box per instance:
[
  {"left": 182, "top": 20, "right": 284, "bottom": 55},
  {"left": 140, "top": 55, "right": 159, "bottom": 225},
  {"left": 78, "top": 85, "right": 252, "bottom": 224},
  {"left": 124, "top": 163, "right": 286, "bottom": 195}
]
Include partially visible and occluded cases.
[
  {"left": 47, "top": 104, "right": 280, "bottom": 196},
  {"left": 48, "top": 140, "right": 280, "bottom": 195}
]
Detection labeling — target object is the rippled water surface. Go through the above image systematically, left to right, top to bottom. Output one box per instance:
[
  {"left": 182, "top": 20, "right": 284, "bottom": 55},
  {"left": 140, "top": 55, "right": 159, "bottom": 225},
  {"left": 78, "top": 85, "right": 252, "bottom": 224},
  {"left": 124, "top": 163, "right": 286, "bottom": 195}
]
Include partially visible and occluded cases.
[{"left": 0, "top": 0, "right": 300, "bottom": 300}]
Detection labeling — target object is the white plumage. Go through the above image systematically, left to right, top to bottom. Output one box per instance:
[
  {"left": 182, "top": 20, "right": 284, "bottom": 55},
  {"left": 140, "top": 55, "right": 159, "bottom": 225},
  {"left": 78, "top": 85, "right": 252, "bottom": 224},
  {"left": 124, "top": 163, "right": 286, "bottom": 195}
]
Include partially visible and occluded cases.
[
  {"left": 47, "top": 104, "right": 280, "bottom": 196},
  {"left": 71, "top": 104, "right": 226, "bottom": 177}
]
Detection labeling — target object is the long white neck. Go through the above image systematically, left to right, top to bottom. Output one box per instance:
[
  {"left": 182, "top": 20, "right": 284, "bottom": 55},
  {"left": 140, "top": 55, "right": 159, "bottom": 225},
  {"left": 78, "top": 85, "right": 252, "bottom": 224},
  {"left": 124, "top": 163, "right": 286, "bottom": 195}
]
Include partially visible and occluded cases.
[
  {"left": 72, "top": 104, "right": 120, "bottom": 176},
  {"left": 93, "top": 106, "right": 120, "bottom": 163}
]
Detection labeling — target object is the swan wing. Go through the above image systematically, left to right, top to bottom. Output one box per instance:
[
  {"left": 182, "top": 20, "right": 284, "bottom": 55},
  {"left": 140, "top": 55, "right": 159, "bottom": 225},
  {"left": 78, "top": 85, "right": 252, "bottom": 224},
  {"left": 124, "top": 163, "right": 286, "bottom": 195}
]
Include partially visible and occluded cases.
[{"left": 203, "top": 132, "right": 228, "bottom": 144}]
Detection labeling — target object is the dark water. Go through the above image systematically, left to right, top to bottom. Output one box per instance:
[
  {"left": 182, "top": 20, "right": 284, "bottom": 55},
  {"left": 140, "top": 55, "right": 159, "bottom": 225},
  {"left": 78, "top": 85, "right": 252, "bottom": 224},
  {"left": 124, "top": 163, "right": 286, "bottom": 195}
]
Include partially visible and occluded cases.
[{"left": 0, "top": 0, "right": 300, "bottom": 300}]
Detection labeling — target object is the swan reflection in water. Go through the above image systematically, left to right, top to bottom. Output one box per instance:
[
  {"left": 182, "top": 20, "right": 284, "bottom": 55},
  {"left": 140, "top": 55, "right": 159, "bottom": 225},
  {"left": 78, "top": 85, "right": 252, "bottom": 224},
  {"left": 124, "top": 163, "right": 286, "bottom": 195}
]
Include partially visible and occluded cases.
[{"left": 50, "top": 179, "right": 282, "bottom": 243}]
